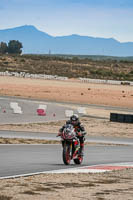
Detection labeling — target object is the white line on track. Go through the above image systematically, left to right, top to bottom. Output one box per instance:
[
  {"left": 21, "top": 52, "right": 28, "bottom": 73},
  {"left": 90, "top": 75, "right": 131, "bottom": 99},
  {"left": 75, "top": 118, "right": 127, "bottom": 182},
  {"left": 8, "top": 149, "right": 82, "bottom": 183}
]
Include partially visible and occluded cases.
[{"left": 1, "top": 162, "right": 133, "bottom": 180}]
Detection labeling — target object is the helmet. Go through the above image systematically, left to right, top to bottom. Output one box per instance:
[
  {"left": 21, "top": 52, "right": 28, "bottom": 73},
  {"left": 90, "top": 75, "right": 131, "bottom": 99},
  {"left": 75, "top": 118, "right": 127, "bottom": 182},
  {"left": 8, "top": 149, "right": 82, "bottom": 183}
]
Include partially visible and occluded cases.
[{"left": 70, "top": 114, "right": 79, "bottom": 125}]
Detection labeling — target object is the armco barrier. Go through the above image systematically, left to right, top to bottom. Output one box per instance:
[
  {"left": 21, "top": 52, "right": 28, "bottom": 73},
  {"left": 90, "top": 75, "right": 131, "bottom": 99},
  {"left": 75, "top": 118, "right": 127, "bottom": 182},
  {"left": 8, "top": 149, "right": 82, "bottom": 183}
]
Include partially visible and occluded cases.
[{"left": 110, "top": 113, "right": 133, "bottom": 123}]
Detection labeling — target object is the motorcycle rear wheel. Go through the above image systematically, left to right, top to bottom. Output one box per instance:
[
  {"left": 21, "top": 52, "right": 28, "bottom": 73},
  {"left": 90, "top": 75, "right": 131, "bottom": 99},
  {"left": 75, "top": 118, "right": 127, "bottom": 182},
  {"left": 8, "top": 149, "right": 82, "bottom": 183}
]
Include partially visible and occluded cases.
[{"left": 63, "top": 144, "right": 71, "bottom": 165}]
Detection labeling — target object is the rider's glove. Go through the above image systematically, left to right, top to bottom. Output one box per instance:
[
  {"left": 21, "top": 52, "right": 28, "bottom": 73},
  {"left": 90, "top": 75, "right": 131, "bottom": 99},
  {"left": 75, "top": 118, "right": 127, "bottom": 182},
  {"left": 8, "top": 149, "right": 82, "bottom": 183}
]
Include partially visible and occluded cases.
[
  {"left": 82, "top": 131, "right": 86, "bottom": 136},
  {"left": 57, "top": 132, "right": 62, "bottom": 137},
  {"left": 77, "top": 132, "right": 82, "bottom": 137}
]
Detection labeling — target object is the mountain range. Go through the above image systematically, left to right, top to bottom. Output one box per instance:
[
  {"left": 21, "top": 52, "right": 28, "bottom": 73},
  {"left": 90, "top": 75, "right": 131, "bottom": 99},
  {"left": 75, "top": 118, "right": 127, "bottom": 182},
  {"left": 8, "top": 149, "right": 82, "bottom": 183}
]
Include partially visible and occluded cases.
[{"left": 0, "top": 25, "right": 133, "bottom": 56}]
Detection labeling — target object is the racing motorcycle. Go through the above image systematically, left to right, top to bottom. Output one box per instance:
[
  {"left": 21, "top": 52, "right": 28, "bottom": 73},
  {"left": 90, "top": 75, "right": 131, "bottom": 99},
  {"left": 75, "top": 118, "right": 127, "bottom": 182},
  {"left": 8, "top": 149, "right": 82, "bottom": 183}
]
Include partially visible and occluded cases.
[{"left": 58, "top": 124, "right": 83, "bottom": 165}]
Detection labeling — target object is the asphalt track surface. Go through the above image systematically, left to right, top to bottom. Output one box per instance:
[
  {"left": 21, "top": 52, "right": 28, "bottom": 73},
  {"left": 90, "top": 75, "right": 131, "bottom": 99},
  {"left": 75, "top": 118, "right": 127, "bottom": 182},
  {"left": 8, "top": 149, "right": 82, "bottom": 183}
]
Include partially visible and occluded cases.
[
  {"left": 1, "top": 95, "right": 133, "bottom": 111},
  {"left": 0, "top": 96, "right": 133, "bottom": 178},
  {"left": 0, "top": 96, "right": 75, "bottom": 124},
  {"left": 1, "top": 96, "right": 133, "bottom": 124},
  {"left": 1, "top": 130, "right": 133, "bottom": 145},
  {"left": 0, "top": 144, "right": 133, "bottom": 178}
]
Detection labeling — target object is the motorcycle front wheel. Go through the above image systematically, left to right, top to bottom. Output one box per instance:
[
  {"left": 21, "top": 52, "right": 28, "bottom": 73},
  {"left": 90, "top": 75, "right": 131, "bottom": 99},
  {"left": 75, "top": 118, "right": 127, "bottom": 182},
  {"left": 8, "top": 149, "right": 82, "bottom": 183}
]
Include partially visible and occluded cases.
[
  {"left": 62, "top": 143, "right": 71, "bottom": 165},
  {"left": 74, "top": 155, "right": 83, "bottom": 164}
]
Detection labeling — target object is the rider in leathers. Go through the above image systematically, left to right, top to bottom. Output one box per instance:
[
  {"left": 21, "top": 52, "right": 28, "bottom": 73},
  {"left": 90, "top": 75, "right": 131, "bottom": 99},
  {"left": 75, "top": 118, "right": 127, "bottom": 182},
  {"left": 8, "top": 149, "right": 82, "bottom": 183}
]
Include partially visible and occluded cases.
[{"left": 59, "top": 114, "right": 86, "bottom": 156}]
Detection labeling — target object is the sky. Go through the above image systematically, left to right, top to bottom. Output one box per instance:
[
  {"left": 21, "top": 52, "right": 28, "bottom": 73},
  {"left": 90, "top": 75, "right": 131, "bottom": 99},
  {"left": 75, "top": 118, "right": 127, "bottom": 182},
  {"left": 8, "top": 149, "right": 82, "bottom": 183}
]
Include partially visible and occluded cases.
[{"left": 0, "top": 0, "right": 133, "bottom": 42}]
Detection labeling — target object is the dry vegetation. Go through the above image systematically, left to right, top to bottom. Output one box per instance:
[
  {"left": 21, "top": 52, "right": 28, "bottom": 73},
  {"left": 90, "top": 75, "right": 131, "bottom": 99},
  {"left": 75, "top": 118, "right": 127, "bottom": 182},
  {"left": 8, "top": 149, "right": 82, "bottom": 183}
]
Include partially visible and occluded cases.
[
  {"left": 0, "top": 54, "right": 133, "bottom": 80},
  {"left": 0, "top": 56, "right": 133, "bottom": 199},
  {"left": 0, "top": 117, "right": 133, "bottom": 140},
  {"left": 0, "top": 138, "right": 60, "bottom": 144},
  {"left": 0, "top": 168, "right": 133, "bottom": 200}
]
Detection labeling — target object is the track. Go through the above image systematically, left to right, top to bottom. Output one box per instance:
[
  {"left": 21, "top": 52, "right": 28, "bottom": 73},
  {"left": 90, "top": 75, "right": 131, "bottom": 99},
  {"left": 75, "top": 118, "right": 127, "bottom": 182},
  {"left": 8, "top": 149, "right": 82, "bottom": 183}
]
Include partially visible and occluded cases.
[
  {"left": 0, "top": 96, "right": 133, "bottom": 179},
  {"left": 0, "top": 96, "right": 74, "bottom": 124},
  {"left": 0, "top": 144, "right": 133, "bottom": 178}
]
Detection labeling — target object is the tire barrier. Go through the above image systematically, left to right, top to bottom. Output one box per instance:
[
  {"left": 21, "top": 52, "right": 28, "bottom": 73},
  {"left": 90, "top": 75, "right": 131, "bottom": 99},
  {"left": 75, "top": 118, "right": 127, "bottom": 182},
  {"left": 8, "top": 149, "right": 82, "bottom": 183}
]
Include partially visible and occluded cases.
[
  {"left": 0, "top": 71, "right": 68, "bottom": 81},
  {"left": 1, "top": 71, "right": 133, "bottom": 85},
  {"left": 79, "top": 78, "right": 133, "bottom": 86},
  {"left": 121, "top": 81, "right": 130, "bottom": 85},
  {"left": 10, "top": 102, "right": 23, "bottom": 114},
  {"left": 10, "top": 102, "right": 18, "bottom": 109},
  {"left": 38, "top": 104, "right": 47, "bottom": 110},
  {"left": 37, "top": 105, "right": 47, "bottom": 116},
  {"left": 13, "top": 106, "right": 23, "bottom": 114},
  {"left": 77, "top": 107, "right": 86, "bottom": 114},
  {"left": 37, "top": 109, "right": 46, "bottom": 116},
  {"left": 65, "top": 110, "right": 74, "bottom": 117},
  {"left": 110, "top": 113, "right": 133, "bottom": 123}
]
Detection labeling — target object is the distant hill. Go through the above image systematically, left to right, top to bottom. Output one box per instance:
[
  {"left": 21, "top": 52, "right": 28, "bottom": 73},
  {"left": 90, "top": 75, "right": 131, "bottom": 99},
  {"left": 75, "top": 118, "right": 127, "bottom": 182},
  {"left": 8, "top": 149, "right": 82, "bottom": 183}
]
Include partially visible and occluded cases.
[{"left": 0, "top": 25, "right": 133, "bottom": 56}]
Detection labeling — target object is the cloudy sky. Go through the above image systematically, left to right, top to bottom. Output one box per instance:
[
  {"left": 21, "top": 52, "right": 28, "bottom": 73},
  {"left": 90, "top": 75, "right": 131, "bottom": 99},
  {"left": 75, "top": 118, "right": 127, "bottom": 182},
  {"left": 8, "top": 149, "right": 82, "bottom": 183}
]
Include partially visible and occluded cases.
[{"left": 0, "top": 0, "right": 133, "bottom": 42}]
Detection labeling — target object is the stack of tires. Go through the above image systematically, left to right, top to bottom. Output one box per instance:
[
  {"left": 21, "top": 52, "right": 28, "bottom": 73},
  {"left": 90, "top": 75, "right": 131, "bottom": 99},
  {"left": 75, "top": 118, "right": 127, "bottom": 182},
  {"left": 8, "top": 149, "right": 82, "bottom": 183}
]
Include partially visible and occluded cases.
[{"left": 110, "top": 113, "right": 133, "bottom": 123}]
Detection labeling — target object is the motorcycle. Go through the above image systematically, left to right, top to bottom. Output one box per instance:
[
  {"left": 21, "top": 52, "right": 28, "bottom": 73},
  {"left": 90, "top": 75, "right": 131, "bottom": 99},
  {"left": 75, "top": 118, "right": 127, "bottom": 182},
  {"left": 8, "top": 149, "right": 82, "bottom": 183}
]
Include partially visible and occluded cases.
[{"left": 58, "top": 124, "right": 83, "bottom": 165}]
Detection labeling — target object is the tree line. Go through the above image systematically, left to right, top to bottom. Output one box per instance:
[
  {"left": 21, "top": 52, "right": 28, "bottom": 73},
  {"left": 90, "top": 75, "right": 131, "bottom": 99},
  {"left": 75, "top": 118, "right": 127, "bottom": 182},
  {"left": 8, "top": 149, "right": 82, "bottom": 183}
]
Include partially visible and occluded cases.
[{"left": 0, "top": 40, "right": 23, "bottom": 54}]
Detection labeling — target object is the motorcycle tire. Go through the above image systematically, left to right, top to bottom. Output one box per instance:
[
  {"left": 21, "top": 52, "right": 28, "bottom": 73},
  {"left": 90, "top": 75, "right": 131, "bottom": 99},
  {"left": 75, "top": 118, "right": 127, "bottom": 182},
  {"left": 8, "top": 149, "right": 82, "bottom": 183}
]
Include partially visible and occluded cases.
[
  {"left": 62, "top": 144, "right": 71, "bottom": 165},
  {"left": 74, "top": 156, "right": 83, "bottom": 164}
]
